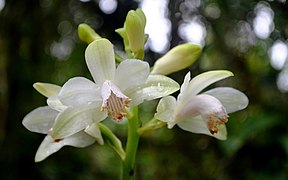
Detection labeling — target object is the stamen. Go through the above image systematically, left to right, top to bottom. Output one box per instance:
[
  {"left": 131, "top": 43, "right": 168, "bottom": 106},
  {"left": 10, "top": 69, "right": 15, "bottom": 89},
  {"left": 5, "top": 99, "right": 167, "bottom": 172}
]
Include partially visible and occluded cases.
[
  {"left": 101, "top": 90, "right": 131, "bottom": 122},
  {"left": 207, "top": 109, "right": 229, "bottom": 134}
]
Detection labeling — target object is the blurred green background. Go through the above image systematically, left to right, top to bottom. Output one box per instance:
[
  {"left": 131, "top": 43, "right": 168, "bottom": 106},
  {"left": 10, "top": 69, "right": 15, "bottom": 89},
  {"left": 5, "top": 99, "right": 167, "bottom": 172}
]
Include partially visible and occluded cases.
[{"left": 1, "top": 0, "right": 288, "bottom": 179}]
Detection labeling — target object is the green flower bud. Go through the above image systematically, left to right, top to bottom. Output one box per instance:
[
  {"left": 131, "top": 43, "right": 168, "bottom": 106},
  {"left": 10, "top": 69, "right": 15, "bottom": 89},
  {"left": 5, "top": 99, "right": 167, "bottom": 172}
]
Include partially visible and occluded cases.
[
  {"left": 115, "top": 9, "right": 146, "bottom": 59},
  {"left": 78, "top": 24, "right": 101, "bottom": 44},
  {"left": 151, "top": 43, "right": 203, "bottom": 75}
]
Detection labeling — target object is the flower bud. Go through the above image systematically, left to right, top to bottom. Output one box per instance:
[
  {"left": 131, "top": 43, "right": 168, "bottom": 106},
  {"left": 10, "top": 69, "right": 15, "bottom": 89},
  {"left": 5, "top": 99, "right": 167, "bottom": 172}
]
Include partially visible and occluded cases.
[
  {"left": 115, "top": 9, "right": 146, "bottom": 59},
  {"left": 78, "top": 23, "right": 101, "bottom": 44},
  {"left": 151, "top": 43, "right": 202, "bottom": 75}
]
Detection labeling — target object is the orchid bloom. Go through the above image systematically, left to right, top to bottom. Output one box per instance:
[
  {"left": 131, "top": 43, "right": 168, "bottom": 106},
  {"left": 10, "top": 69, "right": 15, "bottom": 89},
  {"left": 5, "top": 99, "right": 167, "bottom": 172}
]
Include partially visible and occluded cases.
[
  {"left": 51, "top": 38, "right": 179, "bottom": 139},
  {"left": 155, "top": 71, "right": 249, "bottom": 140},
  {"left": 22, "top": 83, "right": 99, "bottom": 162}
]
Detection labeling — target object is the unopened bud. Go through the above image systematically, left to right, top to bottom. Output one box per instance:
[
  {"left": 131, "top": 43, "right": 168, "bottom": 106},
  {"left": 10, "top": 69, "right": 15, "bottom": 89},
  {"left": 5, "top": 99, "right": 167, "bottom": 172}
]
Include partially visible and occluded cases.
[
  {"left": 116, "top": 9, "right": 146, "bottom": 59},
  {"left": 78, "top": 24, "right": 101, "bottom": 44},
  {"left": 151, "top": 43, "right": 202, "bottom": 75}
]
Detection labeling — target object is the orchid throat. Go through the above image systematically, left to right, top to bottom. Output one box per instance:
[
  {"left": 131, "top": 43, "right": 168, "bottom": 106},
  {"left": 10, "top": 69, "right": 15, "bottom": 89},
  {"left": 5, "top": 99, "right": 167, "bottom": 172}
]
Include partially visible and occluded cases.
[{"left": 101, "top": 80, "right": 131, "bottom": 121}]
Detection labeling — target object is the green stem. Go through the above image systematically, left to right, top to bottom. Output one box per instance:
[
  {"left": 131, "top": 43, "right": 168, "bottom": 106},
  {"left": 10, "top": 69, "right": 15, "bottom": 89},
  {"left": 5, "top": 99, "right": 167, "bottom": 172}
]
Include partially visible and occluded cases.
[
  {"left": 115, "top": 52, "right": 124, "bottom": 63},
  {"left": 122, "top": 107, "right": 139, "bottom": 180},
  {"left": 137, "top": 118, "right": 166, "bottom": 135},
  {"left": 99, "top": 123, "right": 126, "bottom": 160}
]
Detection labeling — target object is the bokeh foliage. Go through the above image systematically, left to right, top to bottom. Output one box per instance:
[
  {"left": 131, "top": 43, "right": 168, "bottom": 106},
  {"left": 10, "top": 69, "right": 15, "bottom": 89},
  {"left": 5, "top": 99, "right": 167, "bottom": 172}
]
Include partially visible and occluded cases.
[{"left": 0, "top": 0, "right": 288, "bottom": 179}]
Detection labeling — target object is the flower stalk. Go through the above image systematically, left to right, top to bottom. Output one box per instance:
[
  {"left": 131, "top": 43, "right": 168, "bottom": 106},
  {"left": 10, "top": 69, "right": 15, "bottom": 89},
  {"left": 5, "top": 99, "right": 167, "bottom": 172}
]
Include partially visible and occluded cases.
[
  {"left": 122, "top": 107, "right": 140, "bottom": 180},
  {"left": 138, "top": 118, "right": 166, "bottom": 135},
  {"left": 99, "top": 123, "right": 125, "bottom": 160}
]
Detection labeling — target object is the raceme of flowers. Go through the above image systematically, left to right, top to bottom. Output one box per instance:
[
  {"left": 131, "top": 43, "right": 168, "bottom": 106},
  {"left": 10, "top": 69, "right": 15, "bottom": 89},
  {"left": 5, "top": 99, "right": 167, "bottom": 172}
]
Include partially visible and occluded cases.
[{"left": 22, "top": 8, "right": 249, "bottom": 167}]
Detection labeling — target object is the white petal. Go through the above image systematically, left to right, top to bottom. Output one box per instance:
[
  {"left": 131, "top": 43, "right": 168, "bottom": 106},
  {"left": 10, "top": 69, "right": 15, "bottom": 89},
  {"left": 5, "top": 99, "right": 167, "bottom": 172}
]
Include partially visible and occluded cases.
[
  {"left": 85, "top": 38, "right": 115, "bottom": 85},
  {"left": 114, "top": 59, "right": 149, "bottom": 91},
  {"left": 181, "top": 70, "right": 233, "bottom": 104},
  {"left": 178, "top": 72, "right": 191, "bottom": 102},
  {"left": 125, "top": 75, "right": 180, "bottom": 106},
  {"left": 58, "top": 77, "right": 101, "bottom": 107},
  {"left": 101, "top": 80, "right": 129, "bottom": 102},
  {"left": 33, "top": 82, "right": 61, "bottom": 98},
  {"left": 205, "top": 87, "right": 249, "bottom": 113},
  {"left": 124, "top": 88, "right": 144, "bottom": 107},
  {"left": 176, "top": 94, "right": 227, "bottom": 120},
  {"left": 47, "top": 95, "right": 67, "bottom": 112},
  {"left": 154, "top": 96, "right": 177, "bottom": 128},
  {"left": 52, "top": 103, "right": 106, "bottom": 139},
  {"left": 22, "top": 106, "right": 58, "bottom": 134},
  {"left": 177, "top": 116, "right": 227, "bottom": 140},
  {"left": 84, "top": 122, "right": 104, "bottom": 145},
  {"left": 62, "top": 131, "right": 95, "bottom": 148},
  {"left": 35, "top": 132, "right": 95, "bottom": 162},
  {"left": 35, "top": 135, "right": 63, "bottom": 162}
]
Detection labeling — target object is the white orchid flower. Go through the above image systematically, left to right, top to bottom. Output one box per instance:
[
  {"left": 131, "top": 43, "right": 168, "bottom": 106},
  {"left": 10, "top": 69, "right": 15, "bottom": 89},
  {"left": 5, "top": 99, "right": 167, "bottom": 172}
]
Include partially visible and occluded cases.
[
  {"left": 51, "top": 38, "right": 179, "bottom": 139},
  {"left": 155, "top": 71, "right": 249, "bottom": 140},
  {"left": 22, "top": 83, "right": 99, "bottom": 162}
]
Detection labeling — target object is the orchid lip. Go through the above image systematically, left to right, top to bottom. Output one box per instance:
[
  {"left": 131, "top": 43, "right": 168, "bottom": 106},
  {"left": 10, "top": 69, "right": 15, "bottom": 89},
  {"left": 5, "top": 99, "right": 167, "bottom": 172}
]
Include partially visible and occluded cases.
[
  {"left": 101, "top": 80, "right": 131, "bottom": 121},
  {"left": 177, "top": 94, "right": 229, "bottom": 134},
  {"left": 206, "top": 109, "right": 229, "bottom": 134}
]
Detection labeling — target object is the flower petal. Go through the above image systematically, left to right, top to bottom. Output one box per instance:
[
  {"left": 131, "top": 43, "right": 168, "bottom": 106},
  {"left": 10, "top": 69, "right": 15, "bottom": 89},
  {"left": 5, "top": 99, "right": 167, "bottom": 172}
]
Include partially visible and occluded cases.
[
  {"left": 85, "top": 38, "right": 116, "bottom": 85},
  {"left": 114, "top": 59, "right": 149, "bottom": 91},
  {"left": 182, "top": 70, "right": 233, "bottom": 103},
  {"left": 178, "top": 72, "right": 191, "bottom": 102},
  {"left": 126, "top": 74, "right": 180, "bottom": 106},
  {"left": 58, "top": 77, "right": 101, "bottom": 107},
  {"left": 33, "top": 82, "right": 61, "bottom": 98},
  {"left": 205, "top": 87, "right": 249, "bottom": 113},
  {"left": 123, "top": 89, "right": 143, "bottom": 107},
  {"left": 176, "top": 94, "right": 227, "bottom": 120},
  {"left": 47, "top": 95, "right": 67, "bottom": 112},
  {"left": 154, "top": 96, "right": 177, "bottom": 128},
  {"left": 52, "top": 103, "right": 106, "bottom": 139},
  {"left": 22, "top": 106, "right": 58, "bottom": 134},
  {"left": 177, "top": 116, "right": 227, "bottom": 140},
  {"left": 84, "top": 122, "right": 104, "bottom": 145},
  {"left": 35, "top": 132, "right": 95, "bottom": 162}
]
